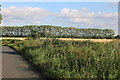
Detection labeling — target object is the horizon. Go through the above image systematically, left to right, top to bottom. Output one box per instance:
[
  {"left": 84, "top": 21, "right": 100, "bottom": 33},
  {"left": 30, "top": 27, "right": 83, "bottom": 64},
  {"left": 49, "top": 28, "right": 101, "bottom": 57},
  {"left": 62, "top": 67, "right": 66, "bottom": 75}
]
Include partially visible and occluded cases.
[{"left": 1, "top": 2, "right": 118, "bottom": 35}]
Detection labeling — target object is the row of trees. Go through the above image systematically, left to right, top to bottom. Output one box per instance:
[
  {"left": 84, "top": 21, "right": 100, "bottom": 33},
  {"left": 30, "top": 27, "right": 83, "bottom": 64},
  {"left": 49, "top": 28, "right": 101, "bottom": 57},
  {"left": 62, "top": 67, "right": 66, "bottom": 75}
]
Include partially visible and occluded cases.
[{"left": 1, "top": 25, "right": 115, "bottom": 39}]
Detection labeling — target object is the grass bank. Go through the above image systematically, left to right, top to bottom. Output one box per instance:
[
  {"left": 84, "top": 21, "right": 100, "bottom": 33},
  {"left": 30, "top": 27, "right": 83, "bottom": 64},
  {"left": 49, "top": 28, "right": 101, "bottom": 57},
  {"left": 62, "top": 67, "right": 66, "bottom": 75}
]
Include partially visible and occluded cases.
[{"left": 2, "top": 39, "right": 120, "bottom": 79}]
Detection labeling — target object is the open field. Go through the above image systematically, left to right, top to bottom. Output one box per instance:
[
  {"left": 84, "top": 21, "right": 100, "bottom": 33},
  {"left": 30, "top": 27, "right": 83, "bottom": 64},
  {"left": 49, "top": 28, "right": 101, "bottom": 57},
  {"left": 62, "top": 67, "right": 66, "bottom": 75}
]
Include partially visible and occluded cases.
[
  {"left": 0, "top": 37, "right": 119, "bottom": 42},
  {"left": 0, "top": 37, "right": 27, "bottom": 40},
  {"left": 45, "top": 38, "right": 119, "bottom": 42}
]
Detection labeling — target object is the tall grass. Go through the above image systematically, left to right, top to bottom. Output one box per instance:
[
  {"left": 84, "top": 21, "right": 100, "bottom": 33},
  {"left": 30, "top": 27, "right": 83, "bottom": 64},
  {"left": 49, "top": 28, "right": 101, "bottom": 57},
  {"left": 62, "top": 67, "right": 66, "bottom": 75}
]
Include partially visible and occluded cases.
[{"left": 3, "top": 39, "right": 120, "bottom": 79}]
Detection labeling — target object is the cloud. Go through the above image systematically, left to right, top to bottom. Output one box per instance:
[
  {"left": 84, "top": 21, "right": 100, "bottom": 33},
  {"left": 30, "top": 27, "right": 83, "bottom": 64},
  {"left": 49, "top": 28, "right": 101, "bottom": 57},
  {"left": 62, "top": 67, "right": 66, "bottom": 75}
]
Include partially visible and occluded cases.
[
  {"left": 107, "top": 2, "right": 118, "bottom": 8},
  {"left": 112, "top": 2, "right": 118, "bottom": 5},
  {"left": 1, "top": 6, "right": 118, "bottom": 35},
  {"left": 2, "top": 6, "right": 53, "bottom": 25},
  {"left": 2, "top": 6, "right": 118, "bottom": 27},
  {"left": 50, "top": 8, "right": 118, "bottom": 35},
  {"left": 55, "top": 8, "right": 118, "bottom": 28},
  {"left": 59, "top": 8, "right": 89, "bottom": 18},
  {"left": 70, "top": 18, "right": 91, "bottom": 24}
]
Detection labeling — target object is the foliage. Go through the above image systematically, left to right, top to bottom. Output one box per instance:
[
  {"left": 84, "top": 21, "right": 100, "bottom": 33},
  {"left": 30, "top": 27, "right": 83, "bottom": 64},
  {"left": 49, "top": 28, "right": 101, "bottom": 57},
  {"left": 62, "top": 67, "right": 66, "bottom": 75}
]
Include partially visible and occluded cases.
[
  {"left": 0, "top": 5, "right": 2, "bottom": 24},
  {"left": 0, "top": 15, "right": 1, "bottom": 22},
  {"left": 1, "top": 25, "right": 115, "bottom": 39},
  {"left": 114, "top": 35, "right": 120, "bottom": 39},
  {"left": 2, "top": 39, "right": 23, "bottom": 50},
  {"left": 3, "top": 39, "right": 120, "bottom": 79}
]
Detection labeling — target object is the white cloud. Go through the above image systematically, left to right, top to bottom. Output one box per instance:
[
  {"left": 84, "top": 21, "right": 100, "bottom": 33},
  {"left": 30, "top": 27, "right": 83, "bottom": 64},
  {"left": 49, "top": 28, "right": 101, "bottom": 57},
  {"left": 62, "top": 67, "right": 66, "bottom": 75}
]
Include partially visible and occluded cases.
[
  {"left": 112, "top": 2, "right": 118, "bottom": 4},
  {"left": 1, "top": 6, "right": 118, "bottom": 34},
  {"left": 2, "top": 6, "right": 53, "bottom": 25},
  {"left": 2, "top": 6, "right": 118, "bottom": 27},
  {"left": 51, "top": 8, "right": 118, "bottom": 35},
  {"left": 56, "top": 8, "right": 118, "bottom": 27},
  {"left": 80, "top": 8, "right": 89, "bottom": 12},
  {"left": 70, "top": 18, "right": 92, "bottom": 24}
]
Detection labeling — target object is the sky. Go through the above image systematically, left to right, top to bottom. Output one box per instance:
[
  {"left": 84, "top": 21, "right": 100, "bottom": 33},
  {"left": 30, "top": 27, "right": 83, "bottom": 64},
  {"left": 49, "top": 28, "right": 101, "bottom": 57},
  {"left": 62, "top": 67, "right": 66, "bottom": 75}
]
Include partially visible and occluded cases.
[
  {"left": 2, "top": 0, "right": 119, "bottom": 2},
  {"left": 1, "top": 2, "right": 118, "bottom": 35}
]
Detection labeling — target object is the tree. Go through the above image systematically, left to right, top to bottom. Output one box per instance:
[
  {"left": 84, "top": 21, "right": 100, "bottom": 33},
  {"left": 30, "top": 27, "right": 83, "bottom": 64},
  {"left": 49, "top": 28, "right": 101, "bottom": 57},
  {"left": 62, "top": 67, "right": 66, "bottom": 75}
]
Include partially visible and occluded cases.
[
  {"left": 0, "top": 5, "right": 2, "bottom": 24},
  {"left": 1, "top": 25, "right": 115, "bottom": 39},
  {"left": 29, "top": 30, "right": 41, "bottom": 39},
  {"left": 114, "top": 35, "right": 120, "bottom": 39}
]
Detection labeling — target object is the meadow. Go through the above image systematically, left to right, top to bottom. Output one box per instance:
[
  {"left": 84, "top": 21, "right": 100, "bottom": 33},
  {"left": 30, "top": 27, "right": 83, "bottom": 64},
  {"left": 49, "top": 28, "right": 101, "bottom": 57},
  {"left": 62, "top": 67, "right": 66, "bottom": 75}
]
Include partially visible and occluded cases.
[{"left": 2, "top": 38, "right": 120, "bottom": 79}]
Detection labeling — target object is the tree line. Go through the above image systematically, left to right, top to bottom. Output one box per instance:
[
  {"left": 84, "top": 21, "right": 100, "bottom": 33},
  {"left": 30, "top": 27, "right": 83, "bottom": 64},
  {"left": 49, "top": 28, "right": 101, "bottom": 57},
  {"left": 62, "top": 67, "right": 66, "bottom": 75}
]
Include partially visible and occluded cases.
[{"left": 1, "top": 25, "right": 116, "bottom": 39}]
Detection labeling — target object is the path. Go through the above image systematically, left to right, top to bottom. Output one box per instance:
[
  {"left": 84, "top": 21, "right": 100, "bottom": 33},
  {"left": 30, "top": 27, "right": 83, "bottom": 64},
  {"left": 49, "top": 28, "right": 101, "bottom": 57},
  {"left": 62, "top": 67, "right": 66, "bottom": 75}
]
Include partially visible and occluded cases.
[{"left": 2, "top": 46, "right": 45, "bottom": 79}]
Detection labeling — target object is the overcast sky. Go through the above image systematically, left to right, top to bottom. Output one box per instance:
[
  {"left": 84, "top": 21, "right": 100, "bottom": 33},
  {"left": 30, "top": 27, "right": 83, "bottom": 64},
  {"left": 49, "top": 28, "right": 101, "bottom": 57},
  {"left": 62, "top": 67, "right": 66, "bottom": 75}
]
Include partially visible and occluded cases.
[{"left": 1, "top": 2, "right": 118, "bottom": 35}]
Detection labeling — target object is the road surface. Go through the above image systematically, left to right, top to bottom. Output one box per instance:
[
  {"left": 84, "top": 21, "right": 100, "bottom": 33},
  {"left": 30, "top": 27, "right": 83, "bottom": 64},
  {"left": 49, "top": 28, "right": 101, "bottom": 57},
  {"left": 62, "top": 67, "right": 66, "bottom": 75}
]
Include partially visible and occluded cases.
[{"left": 2, "top": 46, "right": 45, "bottom": 79}]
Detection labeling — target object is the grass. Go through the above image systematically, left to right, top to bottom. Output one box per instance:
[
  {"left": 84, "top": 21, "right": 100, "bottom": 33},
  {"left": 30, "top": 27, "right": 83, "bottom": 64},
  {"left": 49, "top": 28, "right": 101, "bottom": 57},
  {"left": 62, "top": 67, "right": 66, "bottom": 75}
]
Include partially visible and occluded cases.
[{"left": 2, "top": 39, "right": 120, "bottom": 79}]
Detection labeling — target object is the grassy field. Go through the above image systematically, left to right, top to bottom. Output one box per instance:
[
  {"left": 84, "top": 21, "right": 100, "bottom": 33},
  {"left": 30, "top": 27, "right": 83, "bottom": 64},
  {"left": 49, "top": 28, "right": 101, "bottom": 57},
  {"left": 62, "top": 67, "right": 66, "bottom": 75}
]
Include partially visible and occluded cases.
[{"left": 2, "top": 39, "right": 120, "bottom": 79}]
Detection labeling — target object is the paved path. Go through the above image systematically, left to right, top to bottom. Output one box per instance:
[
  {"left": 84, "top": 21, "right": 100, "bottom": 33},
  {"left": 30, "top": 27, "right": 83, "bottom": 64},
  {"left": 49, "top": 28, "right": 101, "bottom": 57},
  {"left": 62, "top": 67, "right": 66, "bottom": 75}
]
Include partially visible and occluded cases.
[{"left": 2, "top": 46, "right": 45, "bottom": 79}]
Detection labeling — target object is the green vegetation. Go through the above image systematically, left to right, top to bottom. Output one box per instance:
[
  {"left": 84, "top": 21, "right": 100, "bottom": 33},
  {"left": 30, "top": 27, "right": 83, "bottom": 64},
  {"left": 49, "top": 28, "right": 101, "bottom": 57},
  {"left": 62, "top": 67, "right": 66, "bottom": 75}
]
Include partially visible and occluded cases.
[
  {"left": 0, "top": 5, "right": 2, "bottom": 24},
  {"left": 1, "top": 25, "right": 115, "bottom": 39},
  {"left": 114, "top": 35, "right": 120, "bottom": 39},
  {"left": 3, "top": 39, "right": 120, "bottom": 79}
]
